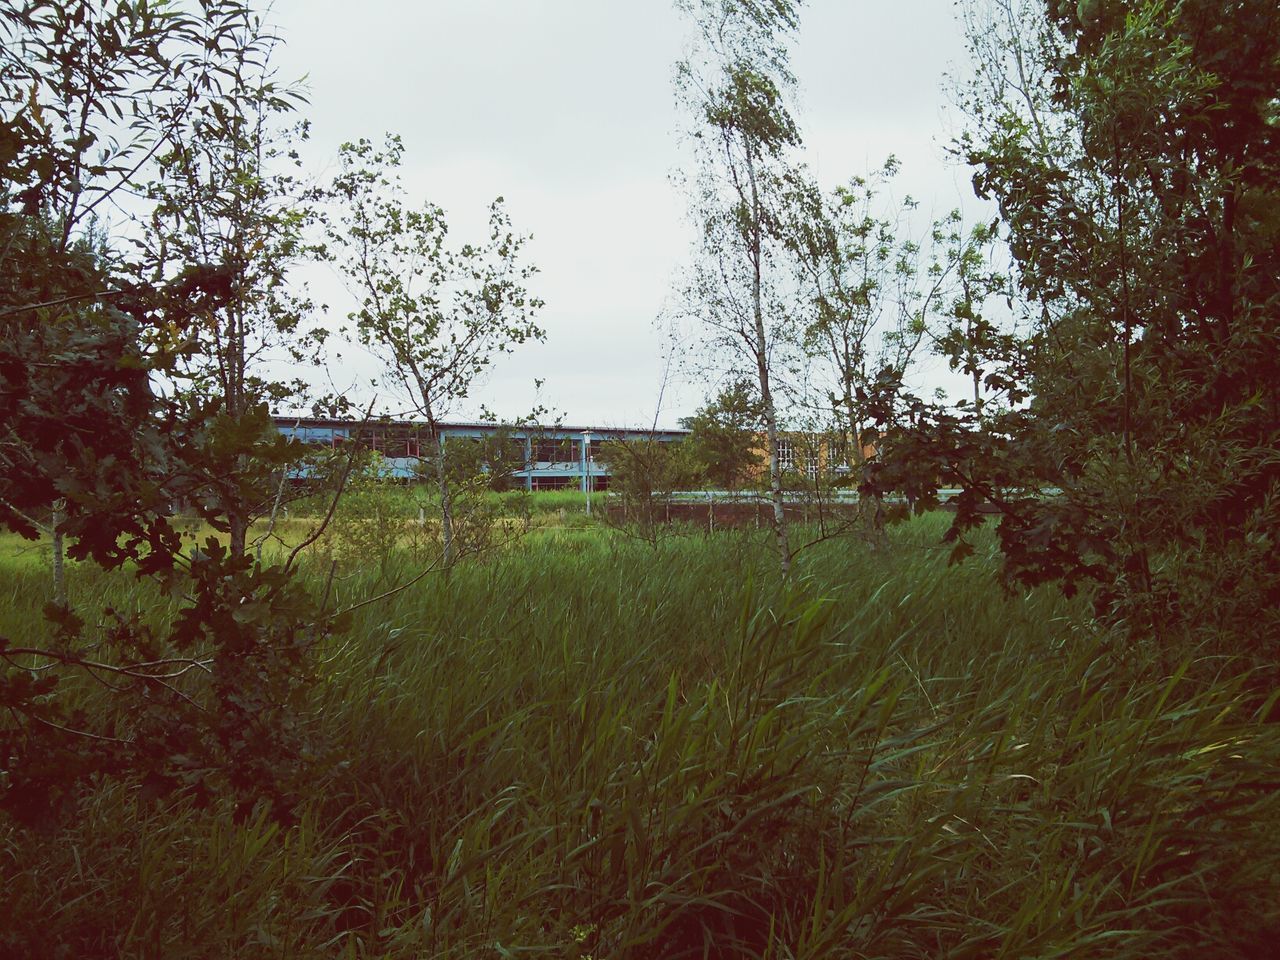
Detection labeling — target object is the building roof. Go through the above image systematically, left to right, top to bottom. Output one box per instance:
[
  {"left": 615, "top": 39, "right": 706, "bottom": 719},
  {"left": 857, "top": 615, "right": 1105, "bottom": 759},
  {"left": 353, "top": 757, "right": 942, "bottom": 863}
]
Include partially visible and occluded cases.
[{"left": 270, "top": 414, "right": 690, "bottom": 436}]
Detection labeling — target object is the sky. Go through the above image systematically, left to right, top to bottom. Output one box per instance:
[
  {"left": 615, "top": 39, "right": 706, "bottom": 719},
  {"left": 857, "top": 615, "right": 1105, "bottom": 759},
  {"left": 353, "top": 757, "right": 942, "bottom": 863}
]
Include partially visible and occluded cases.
[{"left": 265, "top": 0, "right": 986, "bottom": 429}]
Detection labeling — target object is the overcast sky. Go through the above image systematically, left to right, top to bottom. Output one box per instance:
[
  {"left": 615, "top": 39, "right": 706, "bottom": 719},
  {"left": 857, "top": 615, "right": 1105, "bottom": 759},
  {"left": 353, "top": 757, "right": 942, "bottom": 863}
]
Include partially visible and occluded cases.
[{"left": 266, "top": 0, "right": 985, "bottom": 428}]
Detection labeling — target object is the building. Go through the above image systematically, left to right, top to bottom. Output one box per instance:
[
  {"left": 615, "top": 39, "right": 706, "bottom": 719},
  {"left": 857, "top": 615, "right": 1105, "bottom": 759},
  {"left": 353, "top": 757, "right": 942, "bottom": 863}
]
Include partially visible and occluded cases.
[
  {"left": 272, "top": 415, "right": 689, "bottom": 492},
  {"left": 754, "top": 431, "right": 878, "bottom": 483}
]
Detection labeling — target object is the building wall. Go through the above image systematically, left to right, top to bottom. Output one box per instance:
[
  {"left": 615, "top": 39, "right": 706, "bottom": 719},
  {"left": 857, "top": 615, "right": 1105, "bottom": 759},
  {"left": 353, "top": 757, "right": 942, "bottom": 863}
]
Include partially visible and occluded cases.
[
  {"left": 272, "top": 416, "right": 688, "bottom": 491},
  {"left": 742, "top": 431, "right": 879, "bottom": 485}
]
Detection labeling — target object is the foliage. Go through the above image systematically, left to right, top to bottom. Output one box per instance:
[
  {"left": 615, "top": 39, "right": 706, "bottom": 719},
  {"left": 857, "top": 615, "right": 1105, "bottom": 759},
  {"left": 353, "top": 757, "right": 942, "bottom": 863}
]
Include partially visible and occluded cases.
[
  {"left": 0, "top": 0, "right": 344, "bottom": 831},
  {"left": 0, "top": 0, "right": 256, "bottom": 572},
  {"left": 1, "top": 0, "right": 324, "bottom": 560},
  {"left": 676, "top": 0, "right": 806, "bottom": 575},
  {"left": 868, "top": 0, "right": 1280, "bottom": 662},
  {"left": 137, "top": 7, "right": 324, "bottom": 553},
  {"left": 324, "top": 134, "right": 544, "bottom": 566},
  {"left": 325, "top": 135, "right": 544, "bottom": 426},
  {"left": 785, "top": 157, "right": 936, "bottom": 457},
  {"left": 923, "top": 212, "right": 1016, "bottom": 421},
  {"left": 0, "top": 218, "right": 183, "bottom": 572},
  {"left": 680, "top": 379, "right": 765, "bottom": 489},
  {"left": 420, "top": 426, "right": 531, "bottom": 494},
  {"left": 410, "top": 428, "right": 535, "bottom": 563},
  {"left": 312, "top": 430, "right": 535, "bottom": 580},
  {"left": 598, "top": 436, "right": 695, "bottom": 543},
  {"left": 317, "top": 453, "right": 411, "bottom": 580},
  {"left": 0, "top": 536, "right": 342, "bottom": 830}
]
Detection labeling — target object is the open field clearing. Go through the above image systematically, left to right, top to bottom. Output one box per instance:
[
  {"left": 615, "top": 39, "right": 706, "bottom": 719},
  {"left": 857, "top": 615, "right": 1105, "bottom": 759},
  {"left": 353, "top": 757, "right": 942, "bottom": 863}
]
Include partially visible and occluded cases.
[
  {"left": 6, "top": 0, "right": 1278, "bottom": 954},
  {"left": 3, "top": 516, "right": 1277, "bottom": 958}
]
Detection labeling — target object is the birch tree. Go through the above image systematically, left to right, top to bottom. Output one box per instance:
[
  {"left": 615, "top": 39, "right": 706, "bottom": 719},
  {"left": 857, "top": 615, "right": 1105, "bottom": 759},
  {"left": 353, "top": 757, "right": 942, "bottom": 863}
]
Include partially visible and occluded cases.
[{"left": 676, "top": 0, "right": 804, "bottom": 576}]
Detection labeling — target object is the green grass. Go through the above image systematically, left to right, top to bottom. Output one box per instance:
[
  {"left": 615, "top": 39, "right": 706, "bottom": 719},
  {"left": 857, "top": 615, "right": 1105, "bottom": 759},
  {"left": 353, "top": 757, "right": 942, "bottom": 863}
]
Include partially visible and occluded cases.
[{"left": 2, "top": 517, "right": 1278, "bottom": 958}]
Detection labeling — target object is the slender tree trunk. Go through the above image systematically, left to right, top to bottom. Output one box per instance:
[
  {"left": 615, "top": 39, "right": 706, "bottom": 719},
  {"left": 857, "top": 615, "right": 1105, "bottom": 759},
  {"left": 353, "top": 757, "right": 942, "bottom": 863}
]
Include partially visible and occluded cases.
[
  {"left": 745, "top": 150, "right": 791, "bottom": 577},
  {"left": 226, "top": 303, "right": 249, "bottom": 557},
  {"left": 839, "top": 390, "right": 866, "bottom": 478},
  {"left": 844, "top": 393, "right": 885, "bottom": 547},
  {"left": 761, "top": 405, "right": 790, "bottom": 574},
  {"left": 256, "top": 417, "right": 302, "bottom": 562},
  {"left": 435, "top": 433, "right": 455, "bottom": 568},
  {"left": 50, "top": 499, "right": 67, "bottom": 607},
  {"left": 228, "top": 513, "right": 248, "bottom": 558}
]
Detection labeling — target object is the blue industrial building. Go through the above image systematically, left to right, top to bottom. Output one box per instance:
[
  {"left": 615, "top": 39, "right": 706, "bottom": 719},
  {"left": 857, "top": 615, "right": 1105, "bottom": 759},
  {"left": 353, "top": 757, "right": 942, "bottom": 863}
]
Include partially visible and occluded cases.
[{"left": 272, "top": 416, "right": 688, "bottom": 491}]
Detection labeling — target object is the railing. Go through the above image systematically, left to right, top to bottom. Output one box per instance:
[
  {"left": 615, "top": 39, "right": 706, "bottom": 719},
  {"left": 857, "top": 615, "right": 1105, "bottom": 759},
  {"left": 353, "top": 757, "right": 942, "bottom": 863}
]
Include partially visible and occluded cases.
[{"left": 631, "top": 489, "right": 968, "bottom": 504}]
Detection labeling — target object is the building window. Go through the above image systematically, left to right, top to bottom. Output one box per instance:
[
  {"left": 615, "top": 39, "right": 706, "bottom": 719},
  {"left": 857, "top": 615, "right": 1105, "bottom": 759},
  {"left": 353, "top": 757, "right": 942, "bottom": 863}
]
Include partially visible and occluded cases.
[
  {"left": 383, "top": 425, "right": 420, "bottom": 458},
  {"left": 531, "top": 438, "right": 576, "bottom": 463},
  {"left": 776, "top": 439, "right": 795, "bottom": 471}
]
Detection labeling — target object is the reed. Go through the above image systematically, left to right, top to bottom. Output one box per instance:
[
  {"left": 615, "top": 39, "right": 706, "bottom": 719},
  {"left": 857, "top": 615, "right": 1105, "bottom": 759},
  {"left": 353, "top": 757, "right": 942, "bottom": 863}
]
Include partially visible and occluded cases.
[{"left": 2, "top": 517, "right": 1276, "bottom": 958}]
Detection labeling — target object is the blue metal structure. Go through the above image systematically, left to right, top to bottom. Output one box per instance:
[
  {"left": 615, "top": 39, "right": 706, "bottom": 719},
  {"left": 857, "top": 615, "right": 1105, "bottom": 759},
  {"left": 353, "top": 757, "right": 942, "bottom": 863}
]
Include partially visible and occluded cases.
[{"left": 272, "top": 416, "right": 689, "bottom": 491}]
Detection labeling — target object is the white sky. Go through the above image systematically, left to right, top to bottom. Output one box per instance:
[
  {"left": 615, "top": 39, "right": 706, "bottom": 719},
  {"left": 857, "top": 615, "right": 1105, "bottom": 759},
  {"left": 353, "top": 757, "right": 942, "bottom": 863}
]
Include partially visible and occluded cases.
[{"left": 266, "top": 0, "right": 986, "bottom": 428}]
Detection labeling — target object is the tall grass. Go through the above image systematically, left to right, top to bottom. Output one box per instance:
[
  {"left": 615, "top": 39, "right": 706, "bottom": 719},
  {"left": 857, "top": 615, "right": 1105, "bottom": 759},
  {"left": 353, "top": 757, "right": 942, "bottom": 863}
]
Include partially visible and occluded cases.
[
  {"left": 286, "top": 484, "right": 607, "bottom": 519},
  {"left": 2, "top": 519, "right": 1277, "bottom": 958}
]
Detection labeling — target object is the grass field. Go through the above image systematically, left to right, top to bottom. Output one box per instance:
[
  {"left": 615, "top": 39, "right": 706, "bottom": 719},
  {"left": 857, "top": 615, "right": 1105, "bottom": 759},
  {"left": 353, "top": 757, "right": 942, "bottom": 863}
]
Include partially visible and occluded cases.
[{"left": 2, "top": 514, "right": 1277, "bottom": 958}]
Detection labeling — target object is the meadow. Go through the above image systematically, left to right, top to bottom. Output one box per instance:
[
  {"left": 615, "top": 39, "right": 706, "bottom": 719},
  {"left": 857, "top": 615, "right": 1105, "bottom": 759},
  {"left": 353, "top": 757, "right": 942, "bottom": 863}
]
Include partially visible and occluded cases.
[{"left": 2, "top": 513, "right": 1277, "bottom": 958}]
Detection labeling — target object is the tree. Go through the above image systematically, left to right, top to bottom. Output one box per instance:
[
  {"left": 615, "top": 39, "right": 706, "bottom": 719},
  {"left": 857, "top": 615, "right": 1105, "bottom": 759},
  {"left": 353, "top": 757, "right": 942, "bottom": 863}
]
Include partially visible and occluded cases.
[
  {"left": 0, "top": 0, "right": 344, "bottom": 826},
  {"left": 0, "top": 0, "right": 269, "bottom": 576},
  {"left": 676, "top": 0, "right": 805, "bottom": 576},
  {"left": 872, "top": 0, "right": 1280, "bottom": 658},
  {"left": 139, "top": 10, "right": 325, "bottom": 558},
  {"left": 326, "top": 135, "right": 544, "bottom": 568},
  {"left": 783, "top": 157, "right": 954, "bottom": 547},
  {"left": 787, "top": 158, "right": 926, "bottom": 459},
  {"left": 924, "top": 213, "right": 1014, "bottom": 424},
  {"left": 680, "top": 379, "right": 764, "bottom": 490},
  {"left": 409, "top": 424, "right": 534, "bottom": 561},
  {"left": 598, "top": 436, "right": 693, "bottom": 545}
]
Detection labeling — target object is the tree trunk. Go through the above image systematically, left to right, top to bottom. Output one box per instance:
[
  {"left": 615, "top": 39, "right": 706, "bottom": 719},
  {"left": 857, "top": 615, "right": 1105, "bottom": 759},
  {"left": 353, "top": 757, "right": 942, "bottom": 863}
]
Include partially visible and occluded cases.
[
  {"left": 745, "top": 149, "right": 791, "bottom": 577},
  {"left": 225, "top": 302, "right": 249, "bottom": 557},
  {"left": 844, "top": 394, "right": 884, "bottom": 547},
  {"left": 762, "top": 407, "right": 791, "bottom": 575},
  {"left": 435, "top": 434, "right": 455, "bottom": 568},
  {"left": 256, "top": 466, "right": 291, "bottom": 563},
  {"left": 50, "top": 499, "right": 67, "bottom": 607},
  {"left": 229, "top": 511, "right": 248, "bottom": 558}
]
